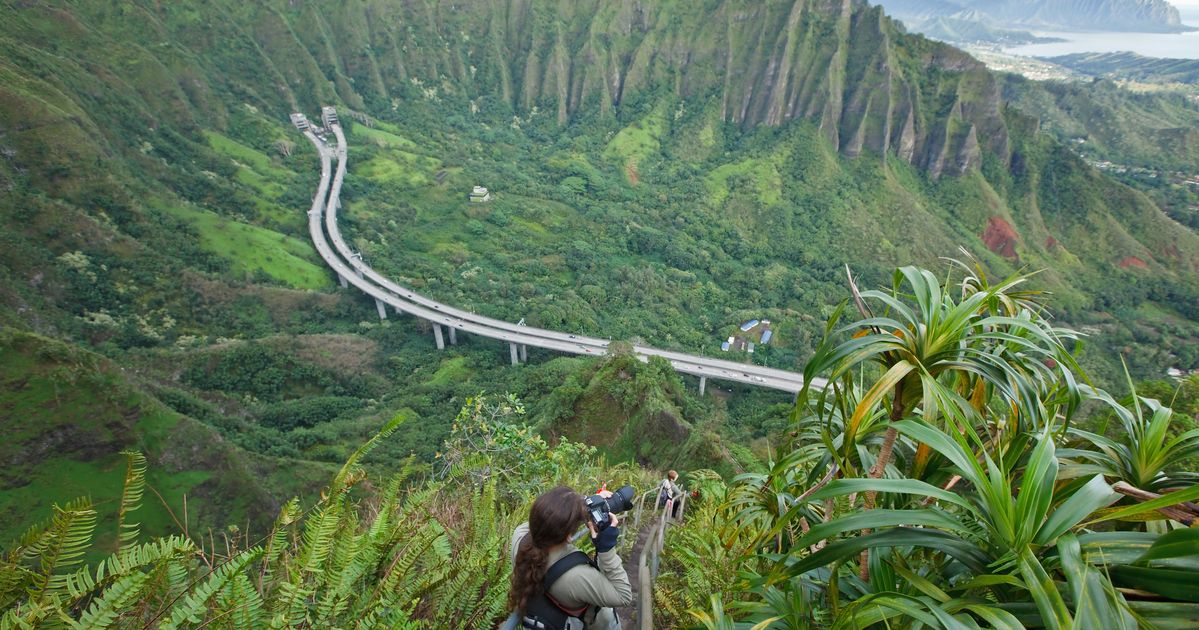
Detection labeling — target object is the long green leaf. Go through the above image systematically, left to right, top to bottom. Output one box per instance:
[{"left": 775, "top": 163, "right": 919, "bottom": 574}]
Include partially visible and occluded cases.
[
  {"left": 845, "top": 360, "right": 915, "bottom": 450},
  {"left": 893, "top": 420, "right": 984, "bottom": 488},
  {"left": 1014, "top": 432, "right": 1058, "bottom": 545},
  {"left": 1035, "top": 475, "right": 1119, "bottom": 545},
  {"left": 806, "top": 478, "right": 973, "bottom": 511},
  {"left": 1089, "top": 484, "right": 1199, "bottom": 525},
  {"left": 795, "top": 509, "right": 971, "bottom": 548},
  {"left": 780, "top": 528, "right": 990, "bottom": 578},
  {"left": 1137, "top": 528, "right": 1199, "bottom": 563},
  {"left": 1058, "top": 533, "right": 1135, "bottom": 630},
  {"left": 1017, "top": 547, "right": 1070, "bottom": 630},
  {"left": 1109, "top": 566, "right": 1199, "bottom": 602},
  {"left": 1126, "top": 601, "right": 1199, "bottom": 630}
]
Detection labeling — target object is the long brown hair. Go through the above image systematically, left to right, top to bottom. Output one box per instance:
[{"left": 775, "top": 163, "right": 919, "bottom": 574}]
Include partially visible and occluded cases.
[{"left": 508, "top": 486, "right": 586, "bottom": 612}]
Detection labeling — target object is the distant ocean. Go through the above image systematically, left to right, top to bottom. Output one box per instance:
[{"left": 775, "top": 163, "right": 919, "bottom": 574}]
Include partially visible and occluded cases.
[{"left": 1003, "top": 11, "right": 1199, "bottom": 59}]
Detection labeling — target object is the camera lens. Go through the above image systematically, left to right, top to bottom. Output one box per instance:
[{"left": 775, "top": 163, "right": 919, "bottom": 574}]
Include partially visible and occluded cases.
[{"left": 609, "top": 485, "right": 635, "bottom": 514}]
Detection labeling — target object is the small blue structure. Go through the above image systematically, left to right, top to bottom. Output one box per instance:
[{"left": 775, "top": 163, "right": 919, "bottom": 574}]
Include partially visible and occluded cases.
[
  {"left": 740, "top": 319, "right": 760, "bottom": 332},
  {"left": 760, "top": 330, "right": 773, "bottom": 345},
  {"left": 721, "top": 341, "right": 731, "bottom": 351}
]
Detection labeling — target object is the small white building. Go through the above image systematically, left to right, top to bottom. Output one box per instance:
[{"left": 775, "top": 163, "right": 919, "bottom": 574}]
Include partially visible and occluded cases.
[{"left": 470, "top": 186, "right": 492, "bottom": 202}]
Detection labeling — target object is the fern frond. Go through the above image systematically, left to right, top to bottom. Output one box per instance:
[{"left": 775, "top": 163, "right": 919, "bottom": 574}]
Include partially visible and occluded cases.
[
  {"left": 330, "top": 414, "right": 405, "bottom": 493},
  {"left": 115, "top": 451, "right": 146, "bottom": 549},
  {"left": 262, "top": 497, "right": 301, "bottom": 573},
  {"left": 30, "top": 499, "right": 97, "bottom": 602},
  {"left": 272, "top": 499, "right": 343, "bottom": 627},
  {"left": 313, "top": 511, "right": 366, "bottom": 623},
  {"left": 64, "top": 535, "right": 193, "bottom": 602},
  {"left": 160, "top": 547, "right": 262, "bottom": 630},
  {"left": 0, "top": 566, "right": 35, "bottom": 613},
  {"left": 62, "top": 571, "right": 150, "bottom": 630},
  {"left": 215, "top": 572, "right": 265, "bottom": 630},
  {"left": 1, "top": 597, "right": 57, "bottom": 630}
]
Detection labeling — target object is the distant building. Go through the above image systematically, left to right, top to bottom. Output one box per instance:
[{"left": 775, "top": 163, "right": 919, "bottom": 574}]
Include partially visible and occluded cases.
[
  {"left": 470, "top": 186, "right": 492, "bottom": 202},
  {"left": 740, "top": 319, "right": 759, "bottom": 332},
  {"left": 760, "top": 330, "right": 773, "bottom": 345},
  {"left": 721, "top": 341, "right": 730, "bottom": 351},
  {"left": 747, "top": 342, "right": 755, "bottom": 354},
  {"left": 1168, "top": 367, "right": 1184, "bottom": 378}
]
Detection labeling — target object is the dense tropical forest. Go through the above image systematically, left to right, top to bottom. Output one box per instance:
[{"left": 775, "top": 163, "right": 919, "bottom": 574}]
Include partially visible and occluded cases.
[{"left": 1, "top": 0, "right": 1198, "bottom": 626}]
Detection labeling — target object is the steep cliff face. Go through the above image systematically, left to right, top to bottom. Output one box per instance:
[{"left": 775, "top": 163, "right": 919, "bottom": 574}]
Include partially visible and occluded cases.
[
  {"left": 0, "top": 0, "right": 1008, "bottom": 179},
  {"left": 1, "top": 0, "right": 1197, "bottom": 332},
  {"left": 298, "top": 0, "right": 1010, "bottom": 178}
]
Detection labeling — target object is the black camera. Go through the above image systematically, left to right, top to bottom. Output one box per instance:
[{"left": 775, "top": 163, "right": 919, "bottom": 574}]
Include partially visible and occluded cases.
[{"left": 584, "top": 485, "right": 635, "bottom": 530}]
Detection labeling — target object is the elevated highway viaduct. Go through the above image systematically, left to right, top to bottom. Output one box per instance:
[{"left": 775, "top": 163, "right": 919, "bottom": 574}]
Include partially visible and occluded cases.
[{"left": 293, "top": 108, "right": 824, "bottom": 396}]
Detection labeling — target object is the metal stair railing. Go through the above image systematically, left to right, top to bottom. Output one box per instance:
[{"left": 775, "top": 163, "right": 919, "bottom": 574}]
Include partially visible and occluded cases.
[{"left": 636, "top": 491, "right": 686, "bottom": 629}]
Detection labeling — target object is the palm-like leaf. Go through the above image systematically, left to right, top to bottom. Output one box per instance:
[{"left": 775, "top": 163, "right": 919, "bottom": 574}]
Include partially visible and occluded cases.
[{"left": 1066, "top": 381, "right": 1199, "bottom": 493}]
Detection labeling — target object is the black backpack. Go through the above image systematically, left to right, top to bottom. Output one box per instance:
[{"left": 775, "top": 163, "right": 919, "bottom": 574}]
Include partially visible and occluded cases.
[
  {"left": 657, "top": 480, "right": 671, "bottom": 508},
  {"left": 520, "top": 551, "right": 594, "bottom": 630}
]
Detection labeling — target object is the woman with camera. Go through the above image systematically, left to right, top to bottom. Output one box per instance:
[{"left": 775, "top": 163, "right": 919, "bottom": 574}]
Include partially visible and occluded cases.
[{"left": 507, "top": 486, "right": 633, "bottom": 630}]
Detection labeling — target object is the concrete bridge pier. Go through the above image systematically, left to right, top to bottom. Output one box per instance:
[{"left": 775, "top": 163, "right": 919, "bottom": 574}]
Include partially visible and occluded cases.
[
  {"left": 337, "top": 274, "right": 348, "bottom": 288},
  {"left": 375, "top": 299, "right": 388, "bottom": 320},
  {"left": 393, "top": 304, "right": 403, "bottom": 316},
  {"left": 433, "top": 324, "right": 445, "bottom": 350},
  {"left": 448, "top": 327, "right": 457, "bottom": 345},
  {"left": 509, "top": 342, "right": 520, "bottom": 366},
  {"left": 519, "top": 344, "right": 527, "bottom": 362},
  {"left": 699, "top": 376, "right": 707, "bottom": 397}
]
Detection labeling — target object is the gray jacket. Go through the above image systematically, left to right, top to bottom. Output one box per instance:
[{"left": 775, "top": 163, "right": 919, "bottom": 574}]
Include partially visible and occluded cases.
[{"left": 509, "top": 523, "right": 633, "bottom": 628}]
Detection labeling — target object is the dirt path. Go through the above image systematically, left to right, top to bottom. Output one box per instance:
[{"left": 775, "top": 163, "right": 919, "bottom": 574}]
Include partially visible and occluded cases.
[{"left": 616, "top": 522, "right": 656, "bottom": 627}]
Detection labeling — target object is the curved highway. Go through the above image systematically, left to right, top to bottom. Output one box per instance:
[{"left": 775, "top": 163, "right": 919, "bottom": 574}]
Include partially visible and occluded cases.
[{"left": 296, "top": 109, "right": 823, "bottom": 394}]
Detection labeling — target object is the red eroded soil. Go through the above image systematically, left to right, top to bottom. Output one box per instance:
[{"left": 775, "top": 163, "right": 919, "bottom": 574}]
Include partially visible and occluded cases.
[
  {"left": 625, "top": 162, "right": 640, "bottom": 185},
  {"left": 982, "top": 216, "right": 1019, "bottom": 259},
  {"left": 1118, "top": 256, "right": 1148, "bottom": 269}
]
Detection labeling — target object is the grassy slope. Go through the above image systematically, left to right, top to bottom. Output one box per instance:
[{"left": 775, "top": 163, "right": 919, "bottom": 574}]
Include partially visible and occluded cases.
[
  {"left": 158, "top": 201, "right": 329, "bottom": 290},
  {"left": 0, "top": 330, "right": 335, "bottom": 547}
]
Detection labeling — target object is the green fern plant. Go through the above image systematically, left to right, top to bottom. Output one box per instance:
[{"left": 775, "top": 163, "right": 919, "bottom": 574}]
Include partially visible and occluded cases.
[
  {"left": 0, "top": 397, "right": 651, "bottom": 629},
  {"left": 115, "top": 450, "right": 146, "bottom": 550}
]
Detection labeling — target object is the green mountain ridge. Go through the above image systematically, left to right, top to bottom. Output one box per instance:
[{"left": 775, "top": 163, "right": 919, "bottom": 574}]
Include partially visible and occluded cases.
[
  {"left": 2, "top": 0, "right": 1199, "bottom": 554},
  {"left": 538, "top": 345, "right": 756, "bottom": 476}
]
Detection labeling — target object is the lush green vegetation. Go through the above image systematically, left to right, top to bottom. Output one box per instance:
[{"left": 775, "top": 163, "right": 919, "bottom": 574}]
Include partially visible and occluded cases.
[
  {"left": 1, "top": 0, "right": 1198, "bottom": 602},
  {"left": 651, "top": 264, "right": 1199, "bottom": 629},
  {"left": 5, "top": 267, "right": 1198, "bottom": 629},
  {"left": 0, "top": 396, "right": 658, "bottom": 629}
]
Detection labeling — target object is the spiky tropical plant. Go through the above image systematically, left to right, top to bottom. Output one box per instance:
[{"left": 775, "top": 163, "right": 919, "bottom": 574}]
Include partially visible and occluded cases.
[
  {"left": 702, "top": 263, "right": 1199, "bottom": 629},
  {"left": 797, "top": 264, "right": 1081, "bottom": 486},
  {"left": 1063, "top": 379, "right": 1199, "bottom": 494}
]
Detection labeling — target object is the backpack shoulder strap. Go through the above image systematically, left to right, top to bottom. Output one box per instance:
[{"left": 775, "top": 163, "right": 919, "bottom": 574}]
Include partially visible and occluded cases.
[{"left": 543, "top": 550, "right": 593, "bottom": 590}]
